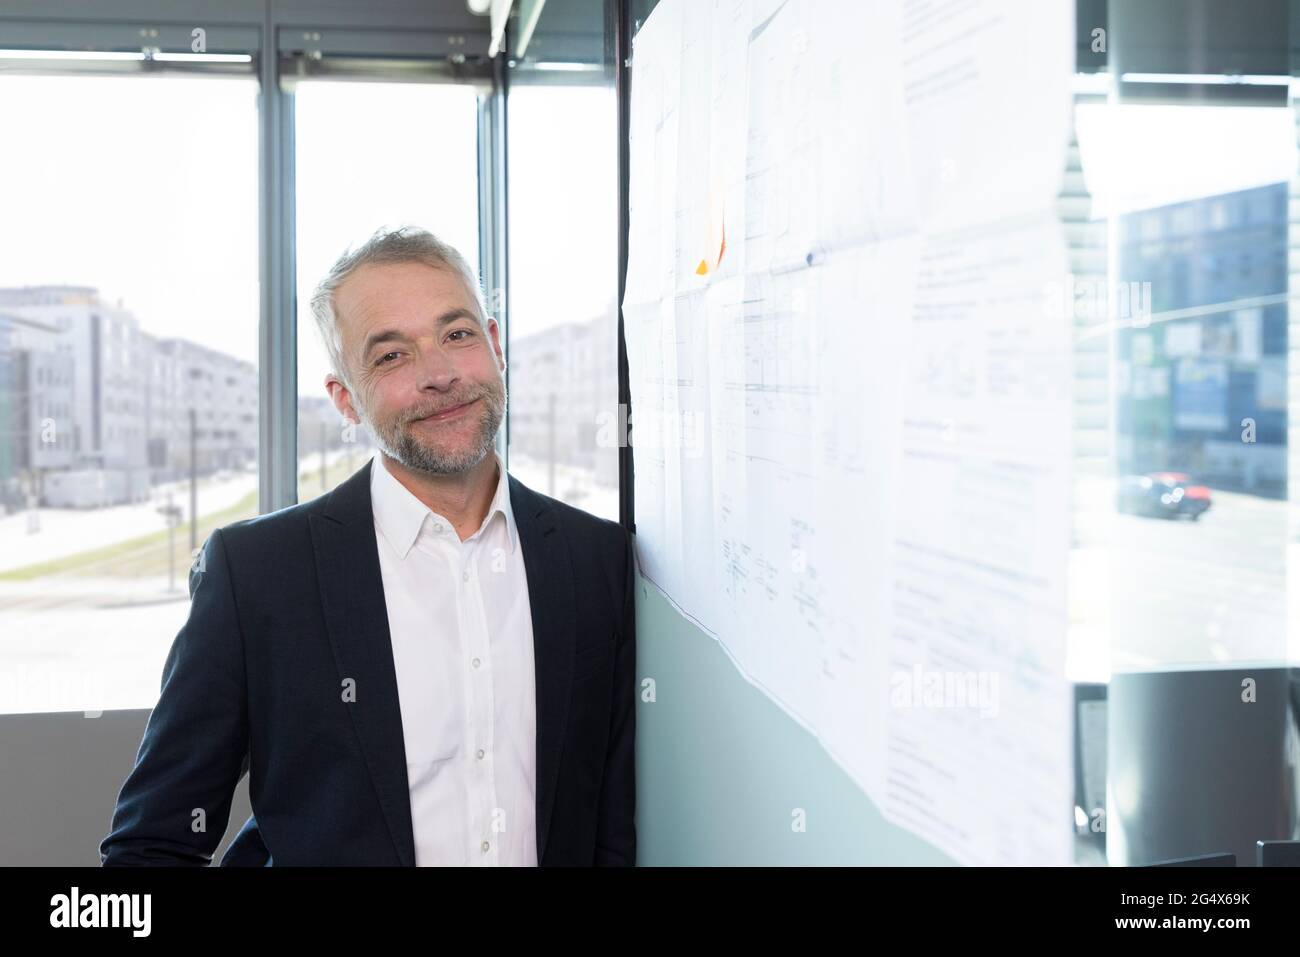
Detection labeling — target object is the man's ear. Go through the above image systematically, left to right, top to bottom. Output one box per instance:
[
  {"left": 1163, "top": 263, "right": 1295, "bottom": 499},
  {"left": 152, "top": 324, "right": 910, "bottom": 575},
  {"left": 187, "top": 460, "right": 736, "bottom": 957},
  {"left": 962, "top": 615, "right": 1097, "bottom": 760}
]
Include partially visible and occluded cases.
[
  {"left": 487, "top": 317, "right": 506, "bottom": 370},
  {"left": 325, "top": 373, "right": 362, "bottom": 425}
]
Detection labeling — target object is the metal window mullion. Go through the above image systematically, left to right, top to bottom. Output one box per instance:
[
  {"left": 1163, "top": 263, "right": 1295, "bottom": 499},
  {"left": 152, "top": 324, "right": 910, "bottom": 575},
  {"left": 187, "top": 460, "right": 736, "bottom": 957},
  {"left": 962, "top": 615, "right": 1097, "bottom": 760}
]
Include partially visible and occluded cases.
[
  {"left": 613, "top": 0, "right": 635, "bottom": 533},
  {"left": 259, "top": 20, "right": 298, "bottom": 514},
  {"left": 479, "top": 42, "right": 509, "bottom": 469}
]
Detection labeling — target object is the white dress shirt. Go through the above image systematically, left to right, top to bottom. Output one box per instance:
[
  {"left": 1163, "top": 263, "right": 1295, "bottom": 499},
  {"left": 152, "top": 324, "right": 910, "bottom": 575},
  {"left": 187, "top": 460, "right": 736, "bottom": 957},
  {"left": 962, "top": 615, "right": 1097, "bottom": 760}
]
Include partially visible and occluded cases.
[{"left": 370, "top": 448, "right": 537, "bottom": 866}]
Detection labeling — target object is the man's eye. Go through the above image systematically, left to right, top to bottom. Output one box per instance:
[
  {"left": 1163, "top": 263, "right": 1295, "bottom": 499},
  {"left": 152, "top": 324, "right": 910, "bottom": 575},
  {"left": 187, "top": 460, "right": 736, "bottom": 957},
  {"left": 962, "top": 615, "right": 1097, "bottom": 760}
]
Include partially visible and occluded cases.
[
  {"left": 448, "top": 329, "right": 473, "bottom": 342},
  {"left": 376, "top": 352, "right": 399, "bottom": 365}
]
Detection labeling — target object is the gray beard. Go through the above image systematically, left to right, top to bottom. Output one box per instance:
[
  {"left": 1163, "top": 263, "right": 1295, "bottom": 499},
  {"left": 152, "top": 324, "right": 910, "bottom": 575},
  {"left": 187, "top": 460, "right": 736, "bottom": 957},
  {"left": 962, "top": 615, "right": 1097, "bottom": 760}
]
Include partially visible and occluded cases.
[{"left": 365, "top": 385, "right": 506, "bottom": 476}]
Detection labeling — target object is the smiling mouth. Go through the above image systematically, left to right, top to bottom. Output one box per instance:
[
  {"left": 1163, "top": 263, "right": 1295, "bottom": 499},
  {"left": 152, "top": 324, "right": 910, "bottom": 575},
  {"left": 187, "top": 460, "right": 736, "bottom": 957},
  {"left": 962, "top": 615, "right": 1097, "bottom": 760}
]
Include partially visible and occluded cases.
[{"left": 414, "top": 398, "right": 478, "bottom": 423}]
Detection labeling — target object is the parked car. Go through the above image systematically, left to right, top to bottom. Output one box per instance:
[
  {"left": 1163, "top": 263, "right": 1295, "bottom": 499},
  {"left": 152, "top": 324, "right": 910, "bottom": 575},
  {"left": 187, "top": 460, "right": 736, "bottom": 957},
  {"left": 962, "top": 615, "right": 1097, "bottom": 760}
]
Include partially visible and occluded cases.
[{"left": 1117, "top": 473, "right": 1212, "bottom": 521}]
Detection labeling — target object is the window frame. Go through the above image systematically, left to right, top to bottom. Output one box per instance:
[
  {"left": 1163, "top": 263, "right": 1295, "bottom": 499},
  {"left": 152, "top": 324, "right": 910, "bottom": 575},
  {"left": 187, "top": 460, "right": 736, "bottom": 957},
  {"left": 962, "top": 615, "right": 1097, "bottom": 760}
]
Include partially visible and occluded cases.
[{"left": 0, "top": 0, "right": 508, "bottom": 514}]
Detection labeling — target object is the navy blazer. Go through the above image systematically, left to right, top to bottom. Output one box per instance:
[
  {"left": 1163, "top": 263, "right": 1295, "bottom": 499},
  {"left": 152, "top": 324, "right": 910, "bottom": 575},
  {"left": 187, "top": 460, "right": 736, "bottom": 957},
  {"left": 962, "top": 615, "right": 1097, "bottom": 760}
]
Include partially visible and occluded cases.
[{"left": 100, "top": 457, "right": 637, "bottom": 866}]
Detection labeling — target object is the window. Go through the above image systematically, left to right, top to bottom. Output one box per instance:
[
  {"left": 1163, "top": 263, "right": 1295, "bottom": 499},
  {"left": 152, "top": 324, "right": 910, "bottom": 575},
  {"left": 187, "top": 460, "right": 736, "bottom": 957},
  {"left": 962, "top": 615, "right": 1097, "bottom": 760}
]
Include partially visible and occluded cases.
[
  {"left": 1064, "top": 2, "right": 1300, "bottom": 865},
  {"left": 0, "top": 73, "right": 259, "bottom": 715},
  {"left": 294, "top": 81, "right": 482, "bottom": 502},
  {"left": 505, "top": 81, "right": 620, "bottom": 520},
  {"left": 1071, "top": 100, "right": 1293, "bottom": 677}
]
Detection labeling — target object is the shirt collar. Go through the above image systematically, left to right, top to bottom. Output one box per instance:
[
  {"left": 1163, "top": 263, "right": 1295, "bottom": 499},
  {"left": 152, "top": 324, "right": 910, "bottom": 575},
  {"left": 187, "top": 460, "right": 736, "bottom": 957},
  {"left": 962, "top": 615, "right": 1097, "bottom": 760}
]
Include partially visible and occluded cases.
[{"left": 371, "top": 448, "right": 517, "bottom": 560}]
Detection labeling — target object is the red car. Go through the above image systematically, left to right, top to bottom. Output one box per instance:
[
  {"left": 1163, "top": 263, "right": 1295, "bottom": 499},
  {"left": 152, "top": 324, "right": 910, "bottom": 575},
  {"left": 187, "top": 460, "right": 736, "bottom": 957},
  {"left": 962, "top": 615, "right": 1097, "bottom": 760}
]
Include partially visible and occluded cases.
[{"left": 1117, "top": 472, "right": 1213, "bottom": 520}]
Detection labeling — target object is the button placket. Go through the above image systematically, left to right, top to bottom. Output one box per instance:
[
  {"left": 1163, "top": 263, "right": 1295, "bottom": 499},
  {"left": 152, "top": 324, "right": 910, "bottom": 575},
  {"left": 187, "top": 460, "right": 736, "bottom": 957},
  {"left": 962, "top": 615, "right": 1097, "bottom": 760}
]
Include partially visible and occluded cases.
[
  {"left": 442, "top": 532, "right": 484, "bottom": 864},
  {"left": 466, "top": 538, "right": 504, "bottom": 863},
  {"left": 456, "top": 539, "right": 483, "bottom": 862}
]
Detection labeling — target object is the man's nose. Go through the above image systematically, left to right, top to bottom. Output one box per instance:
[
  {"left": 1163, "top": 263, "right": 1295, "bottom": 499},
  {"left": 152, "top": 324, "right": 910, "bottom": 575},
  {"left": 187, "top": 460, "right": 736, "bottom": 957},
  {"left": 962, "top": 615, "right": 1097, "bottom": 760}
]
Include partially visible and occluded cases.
[{"left": 415, "top": 342, "right": 459, "bottom": 390}]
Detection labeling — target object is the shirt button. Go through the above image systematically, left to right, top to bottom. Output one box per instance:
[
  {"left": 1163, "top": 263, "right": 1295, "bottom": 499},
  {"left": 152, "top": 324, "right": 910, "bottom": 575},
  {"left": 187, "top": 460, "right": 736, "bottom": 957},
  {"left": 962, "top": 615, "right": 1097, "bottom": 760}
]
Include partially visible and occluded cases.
[
  {"left": 433, "top": 522, "right": 442, "bottom": 532},
  {"left": 462, "top": 569, "right": 470, "bottom": 582},
  {"left": 472, "top": 657, "right": 480, "bottom": 668},
  {"left": 476, "top": 748, "right": 485, "bottom": 759},
  {"left": 481, "top": 840, "right": 490, "bottom": 853}
]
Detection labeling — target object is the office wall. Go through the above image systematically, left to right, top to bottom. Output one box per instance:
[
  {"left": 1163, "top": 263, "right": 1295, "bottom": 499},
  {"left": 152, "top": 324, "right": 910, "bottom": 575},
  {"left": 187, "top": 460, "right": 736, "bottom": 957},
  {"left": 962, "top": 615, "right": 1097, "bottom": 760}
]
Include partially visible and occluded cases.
[
  {"left": 632, "top": 570, "right": 956, "bottom": 866},
  {"left": 0, "top": 710, "right": 252, "bottom": 866}
]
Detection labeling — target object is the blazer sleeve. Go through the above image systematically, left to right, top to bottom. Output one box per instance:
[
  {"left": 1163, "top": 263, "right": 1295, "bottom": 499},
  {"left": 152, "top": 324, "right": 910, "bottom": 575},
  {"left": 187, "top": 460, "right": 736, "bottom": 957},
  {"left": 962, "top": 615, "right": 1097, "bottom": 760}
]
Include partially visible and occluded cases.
[
  {"left": 594, "top": 525, "right": 637, "bottom": 865},
  {"left": 100, "top": 526, "right": 250, "bottom": 865}
]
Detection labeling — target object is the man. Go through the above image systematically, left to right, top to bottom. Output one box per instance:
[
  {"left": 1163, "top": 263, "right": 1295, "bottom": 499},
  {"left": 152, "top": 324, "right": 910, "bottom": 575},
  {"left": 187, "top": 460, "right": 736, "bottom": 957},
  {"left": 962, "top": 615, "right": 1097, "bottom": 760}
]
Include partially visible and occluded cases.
[{"left": 100, "top": 226, "right": 636, "bottom": 866}]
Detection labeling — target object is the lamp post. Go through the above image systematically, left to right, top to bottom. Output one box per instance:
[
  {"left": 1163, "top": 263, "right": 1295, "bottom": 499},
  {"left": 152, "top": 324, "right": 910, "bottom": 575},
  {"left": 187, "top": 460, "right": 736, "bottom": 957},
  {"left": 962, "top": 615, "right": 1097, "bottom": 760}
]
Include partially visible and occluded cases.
[{"left": 156, "top": 493, "right": 183, "bottom": 593}]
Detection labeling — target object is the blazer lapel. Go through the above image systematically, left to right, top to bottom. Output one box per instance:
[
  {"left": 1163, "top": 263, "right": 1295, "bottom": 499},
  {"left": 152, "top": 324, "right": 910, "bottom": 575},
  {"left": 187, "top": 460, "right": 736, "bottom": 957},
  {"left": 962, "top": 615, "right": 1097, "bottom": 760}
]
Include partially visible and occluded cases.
[
  {"left": 307, "top": 456, "right": 578, "bottom": 866},
  {"left": 310, "top": 458, "right": 417, "bottom": 866},
  {"left": 508, "top": 473, "right": 577, "bottom": 863}
]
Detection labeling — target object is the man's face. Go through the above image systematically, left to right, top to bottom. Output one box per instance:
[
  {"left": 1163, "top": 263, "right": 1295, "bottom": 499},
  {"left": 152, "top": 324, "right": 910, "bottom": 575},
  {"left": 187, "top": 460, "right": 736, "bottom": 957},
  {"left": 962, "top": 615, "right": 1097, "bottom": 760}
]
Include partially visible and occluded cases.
[{"left": 325, "top": 260, "right": 506, "bottom": 476}]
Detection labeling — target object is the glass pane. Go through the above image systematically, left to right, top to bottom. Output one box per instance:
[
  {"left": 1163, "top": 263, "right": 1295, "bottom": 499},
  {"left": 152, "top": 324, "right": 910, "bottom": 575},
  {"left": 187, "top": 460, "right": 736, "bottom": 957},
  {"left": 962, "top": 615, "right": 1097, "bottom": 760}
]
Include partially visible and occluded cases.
[
  {"left": 1066, "top": 1, "right": 1298, "bottom": 866},
  {"left": 0, "top": 73, "right": 260, "bottom": 715},
  {"left": 294, "top": 81, "right": 482, "bottom": 502},
  {"left": 505, "top": 83, "right": 620, "bottom": 520},
  {"left": 1071, "top": 101, "right": 1293, "bottom": 675}
]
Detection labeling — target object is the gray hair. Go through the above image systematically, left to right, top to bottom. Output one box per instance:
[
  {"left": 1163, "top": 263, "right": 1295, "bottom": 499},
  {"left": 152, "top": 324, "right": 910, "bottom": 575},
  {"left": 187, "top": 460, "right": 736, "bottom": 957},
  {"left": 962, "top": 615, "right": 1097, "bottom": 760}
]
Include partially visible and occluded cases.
[{"left": 309, "top": 225, "right": 490, "bottom": 388}]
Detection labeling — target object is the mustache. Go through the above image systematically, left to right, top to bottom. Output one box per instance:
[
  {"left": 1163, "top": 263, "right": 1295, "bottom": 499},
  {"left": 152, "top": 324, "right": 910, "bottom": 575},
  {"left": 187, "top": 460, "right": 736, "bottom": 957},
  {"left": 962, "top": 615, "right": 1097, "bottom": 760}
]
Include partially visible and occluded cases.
[{"left": 404, "top": 393, "right": 486, "bottom": 422}]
